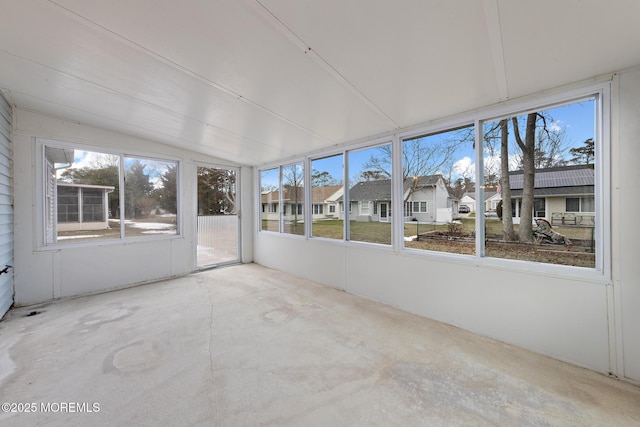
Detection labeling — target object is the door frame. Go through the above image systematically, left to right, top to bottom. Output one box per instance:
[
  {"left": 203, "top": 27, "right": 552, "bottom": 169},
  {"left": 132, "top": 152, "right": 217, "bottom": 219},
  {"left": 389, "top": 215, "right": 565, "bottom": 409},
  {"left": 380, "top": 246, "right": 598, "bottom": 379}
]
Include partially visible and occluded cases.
[{"left": 194, "top": 162, "right": 241, "bottom": 270}]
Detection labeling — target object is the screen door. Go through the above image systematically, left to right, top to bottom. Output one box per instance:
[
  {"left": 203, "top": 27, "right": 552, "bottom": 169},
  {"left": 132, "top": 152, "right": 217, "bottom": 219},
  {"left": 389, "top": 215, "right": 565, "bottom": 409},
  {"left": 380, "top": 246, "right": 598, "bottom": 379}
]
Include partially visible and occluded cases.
[{"left": 196, "top": 165, "right": 239, "bottom": 268}]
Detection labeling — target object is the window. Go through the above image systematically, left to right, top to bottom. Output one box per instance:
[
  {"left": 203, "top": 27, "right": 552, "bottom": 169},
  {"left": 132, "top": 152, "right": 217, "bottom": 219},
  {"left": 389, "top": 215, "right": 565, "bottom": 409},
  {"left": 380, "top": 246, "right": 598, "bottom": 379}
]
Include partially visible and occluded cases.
[
  {"left": 256, "top": 86, "right": 607, "bottom": 276},
  {"left": 482, "top": 97, "right": 598, "bottom": 268},
  {"left": 402, "top": 125, "right": 476, "bottom": 256},
  {"left": 42, "top": 143, "right": 178, "bottom": 245},
  {"left": 347, "top": 143, "right": 392, "bottom": 245},
  {"left": 311, "top": 154, "right": 344, "bottom": 240},
  {"left": 124, "top": 157, "right": 178, "bottom": 236},
  {"left": 259, "top": 162, "right": 304, "bottom": 236},
  {"left": 282, "top": 163, "right": 305, "bottom": 236},
  {"left": 260, "top": 168, "right": 280, "bottom": 232},
  {"left": 57, "top": 185, "right": 79, "bottom": 223},
  {"left": 82, "top": 188, "right": 105, "bottom": 222},
  {"left": 566, "top": 196, "right": 594, "bottom": 212},
  {"left": 533, "top": 198, "right": 546, "bottom": 218},
  {"left": 566, "top": 198, "right": 579, "bottom": 212},
  {"left": 360, "top": 201, "right": 370, "bottom": 215},
  {"left": 411, "top": 201, "right": 429, "bottom": 213}
]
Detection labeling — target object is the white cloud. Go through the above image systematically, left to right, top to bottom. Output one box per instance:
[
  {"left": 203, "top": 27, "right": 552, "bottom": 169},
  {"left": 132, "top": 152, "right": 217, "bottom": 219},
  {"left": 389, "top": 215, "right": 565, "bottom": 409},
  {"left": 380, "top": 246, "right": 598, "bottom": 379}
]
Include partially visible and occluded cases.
[
  {"left": 549, "top": 120, "right": 562, "bottom": 132},
  {"left": 452, "top": 156, "right": 474, "bottom": 177}
]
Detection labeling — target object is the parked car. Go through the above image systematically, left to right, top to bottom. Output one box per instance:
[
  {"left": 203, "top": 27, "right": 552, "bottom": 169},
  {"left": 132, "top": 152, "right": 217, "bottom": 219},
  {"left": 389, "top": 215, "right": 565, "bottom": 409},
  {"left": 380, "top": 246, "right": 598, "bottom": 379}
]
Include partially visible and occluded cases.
[{"left": 458, "top": 205, "right": 470, "bottom": 213}]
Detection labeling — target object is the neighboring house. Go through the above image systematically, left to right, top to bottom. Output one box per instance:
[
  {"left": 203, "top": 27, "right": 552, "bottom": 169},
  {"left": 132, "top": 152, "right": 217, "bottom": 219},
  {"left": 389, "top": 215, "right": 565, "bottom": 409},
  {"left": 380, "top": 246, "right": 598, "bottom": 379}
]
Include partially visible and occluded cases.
[
  {"left": 44, "top": 146, "right": 115, "bottom": 239},
  {"left": 507, "top": 165, "right": 595, "bottom": 226},
  {"left": 462, "top": 166, "right": 594, "bottom": 225},
  {"left": 338, "top": 175, "right": 453, "bottom": 223},
  {"left": 339, "top": 179, "right": 392, "bottom": 222},
  {"left": 56, "top": 183, "right": 115, "bottom": 232},
  {"left": 261, "top": 184, "right": 344, "bottom": 223},
  {"left": 311, "top": 185, "right": 343, "bottom": 220},
  {"left": 261, "top": 186, "right": 303, "bottom": 223},
  {"left": 461, "top": 191, "right": 498, "bottom": 213},
  {"left": 485, "top": 192, "right": 501, "bottom": 212},
  {"left": 459, "top": 193, "right": 476, "bottom": 212}
]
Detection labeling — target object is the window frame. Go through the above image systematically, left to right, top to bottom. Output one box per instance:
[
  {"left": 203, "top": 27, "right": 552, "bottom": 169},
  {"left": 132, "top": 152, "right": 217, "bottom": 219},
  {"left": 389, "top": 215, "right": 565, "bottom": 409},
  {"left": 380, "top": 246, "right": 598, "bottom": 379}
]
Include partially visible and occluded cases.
[
  {"left": 395, "top": 83, "right": 610, "bottom": 279},
  {"left": 470, "top": 84, "right": 610, "bottom": 279},
  {"left": 36, "top": 138, "right": 182, "bottom": 250},
  {"left": 345, "top": 139, "right": 394, "bottom": 246},
  {"left": 258, "top": 159, "right": 307, "bottom": 237},
  {"left": 566, "top": 196, "right": 594, "bottom": 213},
  {"left": 411, "top": 201, "right": 428, "bottom": 214}
]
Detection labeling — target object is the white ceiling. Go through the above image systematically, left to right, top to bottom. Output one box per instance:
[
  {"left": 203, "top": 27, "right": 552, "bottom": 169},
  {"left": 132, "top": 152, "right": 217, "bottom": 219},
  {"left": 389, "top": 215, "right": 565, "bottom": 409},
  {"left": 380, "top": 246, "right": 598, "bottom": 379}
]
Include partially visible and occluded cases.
[{"left": 1, "top": 0, "right": 639, "bottom": 166}]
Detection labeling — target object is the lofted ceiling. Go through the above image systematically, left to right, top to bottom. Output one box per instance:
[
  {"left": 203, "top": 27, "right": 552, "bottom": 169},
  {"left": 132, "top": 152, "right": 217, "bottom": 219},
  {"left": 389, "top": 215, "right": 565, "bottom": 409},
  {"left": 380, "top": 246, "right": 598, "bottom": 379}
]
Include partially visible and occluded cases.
[{"left": 1, "top": 0, "right": 639, "bottom": 166}]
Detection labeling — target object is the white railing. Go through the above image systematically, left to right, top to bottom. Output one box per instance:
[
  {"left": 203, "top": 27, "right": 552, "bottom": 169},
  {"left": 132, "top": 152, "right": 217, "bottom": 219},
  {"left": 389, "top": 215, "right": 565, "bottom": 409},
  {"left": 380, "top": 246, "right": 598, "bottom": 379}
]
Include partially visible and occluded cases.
[{"left": 197, "top": 215, "right": 238, "bottom": 266}]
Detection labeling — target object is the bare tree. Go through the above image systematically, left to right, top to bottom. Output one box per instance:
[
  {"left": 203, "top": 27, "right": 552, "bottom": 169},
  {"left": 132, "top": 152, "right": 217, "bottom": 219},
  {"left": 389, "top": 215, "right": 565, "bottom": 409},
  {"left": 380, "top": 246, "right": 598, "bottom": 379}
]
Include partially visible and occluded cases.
[
  {"left": 511, "top": 112, "right": 570, "bottom": 169},
  {"left": 512, "top": 113, "right": 537, "bottom": 242},
  {"left": 499, "top": 119, "right": 516, "bottom": 241},
  {"left": 482, "top": 121, "right": 503, "bottom": 190},
  {"left": 363, "top": 127, "right": 472, "bottom": 203},
  {"left": 282, "top": 163, "right": 304, "bottom": 225},
  {"left": 311, "top": 169, "right": 338, "bottom": 186}
]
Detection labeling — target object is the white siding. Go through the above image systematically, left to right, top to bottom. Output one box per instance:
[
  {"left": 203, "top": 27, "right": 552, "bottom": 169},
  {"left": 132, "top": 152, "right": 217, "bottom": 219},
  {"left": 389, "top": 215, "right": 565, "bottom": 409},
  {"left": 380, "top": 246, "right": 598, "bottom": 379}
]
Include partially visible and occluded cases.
[{"left": 0, "top": 94, "right": 13, "bottom": 318}]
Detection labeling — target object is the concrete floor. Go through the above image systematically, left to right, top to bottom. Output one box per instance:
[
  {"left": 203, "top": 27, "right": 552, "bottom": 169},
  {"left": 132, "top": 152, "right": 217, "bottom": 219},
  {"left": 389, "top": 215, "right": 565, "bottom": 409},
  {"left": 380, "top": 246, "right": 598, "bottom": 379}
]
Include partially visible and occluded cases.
[{"left": 1, "top": 264, "right": 639, "bottom": 426}]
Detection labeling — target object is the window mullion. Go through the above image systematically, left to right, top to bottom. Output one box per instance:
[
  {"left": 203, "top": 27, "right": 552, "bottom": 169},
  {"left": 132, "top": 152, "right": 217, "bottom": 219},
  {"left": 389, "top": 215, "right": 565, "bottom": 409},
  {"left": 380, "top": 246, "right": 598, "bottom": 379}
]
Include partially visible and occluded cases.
[
  {"left": 475, "top": 119, "right": 485, "bottom": 259},
  {"left": 119, "top": 155, "right": 126, "bottom": 239}
]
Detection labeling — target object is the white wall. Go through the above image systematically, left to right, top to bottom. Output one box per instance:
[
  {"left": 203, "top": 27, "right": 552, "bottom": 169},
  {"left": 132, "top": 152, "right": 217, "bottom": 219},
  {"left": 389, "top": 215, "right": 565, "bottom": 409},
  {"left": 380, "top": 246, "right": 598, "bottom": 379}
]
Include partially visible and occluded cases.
[
  {"left": 254, "top": 68, "right": 640, "bottom": 383},
  {"left": 614, "top": 68, "right": 640, "bottom": 382},
  {"left": 13, "top": 109, "right": 252, "bottom": 305}
]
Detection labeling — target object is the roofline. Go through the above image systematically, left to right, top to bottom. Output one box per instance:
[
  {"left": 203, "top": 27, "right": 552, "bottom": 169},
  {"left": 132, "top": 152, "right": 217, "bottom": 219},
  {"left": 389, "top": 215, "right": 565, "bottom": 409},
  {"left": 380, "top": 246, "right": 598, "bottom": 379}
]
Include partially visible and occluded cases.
[
  {"left": 508, "top": 164, "right": 594, "bottom": 175},
  {"left": 57, "top": 182, "right": 115, "bottom": 191}
]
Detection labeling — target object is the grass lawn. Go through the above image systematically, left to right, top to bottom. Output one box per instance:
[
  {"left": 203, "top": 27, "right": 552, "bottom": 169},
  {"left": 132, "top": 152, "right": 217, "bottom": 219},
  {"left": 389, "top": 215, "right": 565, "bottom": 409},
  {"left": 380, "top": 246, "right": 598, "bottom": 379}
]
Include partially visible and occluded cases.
[{"left": 264, "top": 218, "right": 596, "bottom": 268}]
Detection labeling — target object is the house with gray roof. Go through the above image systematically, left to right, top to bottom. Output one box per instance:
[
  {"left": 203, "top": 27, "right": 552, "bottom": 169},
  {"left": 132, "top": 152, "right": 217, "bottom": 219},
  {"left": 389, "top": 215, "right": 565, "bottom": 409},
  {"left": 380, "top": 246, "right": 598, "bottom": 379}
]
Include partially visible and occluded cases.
[
  {"left": 507, "top": 165, "right": 594, "bottom": 226},
  {"left": 338, "top": 174, "right": 454, "bottom": 223},
  {"left": 261, "top": 184, "right": 344, "bottom": 224}
]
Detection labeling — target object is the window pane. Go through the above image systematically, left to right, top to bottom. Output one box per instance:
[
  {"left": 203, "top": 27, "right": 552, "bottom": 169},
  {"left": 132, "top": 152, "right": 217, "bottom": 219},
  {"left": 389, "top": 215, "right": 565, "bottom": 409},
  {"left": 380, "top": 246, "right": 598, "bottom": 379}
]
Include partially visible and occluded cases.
[
  {"left": 482, "top": 99, "right": 596, "bottom": 268},
  {"left": 402, "top": 125, "right": 476, "bottom": 256},
  {"left": 347, "top": 145, "right": 392, "bottom": 245},
  {"left": 47, "top": 147, "right": 120, "bottom": 243},
  {"left": 311, "top": 154, "right": 344, "bottom": 240},
  {"left": 124, "top": 157, "right": 178, "bottom": 237},
  {"left": 281, "top": 163, "right": 304, "bottom": 236},
  {"left": 260, "top": 168, "right": 280, "bottom": 232},
  {"left": 57, "top": 186, "right": 79, "bottom": 223},
  {"left": 82, "top": 188, "right": 105, "bottom": 222},
  {"left": 581, "top": 196, "right": 594, "bottom": 212},
  {"left": 566, "top": 198, "right": 579, "bottom": 212}
]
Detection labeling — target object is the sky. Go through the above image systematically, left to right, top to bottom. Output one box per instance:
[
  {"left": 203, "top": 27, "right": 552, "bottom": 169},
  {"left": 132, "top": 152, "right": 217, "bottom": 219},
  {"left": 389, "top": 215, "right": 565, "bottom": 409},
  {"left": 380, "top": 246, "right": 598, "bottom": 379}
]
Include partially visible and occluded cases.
[
  {"left": 261, "top": 98, "right": 595, "bottom": 190},
  {"left": 55, "top": 149, "right": 174, "bottom": 188}
]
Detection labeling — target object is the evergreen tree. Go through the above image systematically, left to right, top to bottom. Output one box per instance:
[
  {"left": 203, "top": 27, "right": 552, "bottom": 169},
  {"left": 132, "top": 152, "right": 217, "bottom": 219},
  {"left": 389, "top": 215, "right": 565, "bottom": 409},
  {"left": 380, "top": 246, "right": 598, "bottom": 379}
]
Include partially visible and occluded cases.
[
  {"left": 569, "top": 138, "right": 595, "bottom": 165},
  {"left": 125, "top": 160, "right": 154, "bottom": 218}
]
